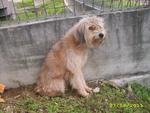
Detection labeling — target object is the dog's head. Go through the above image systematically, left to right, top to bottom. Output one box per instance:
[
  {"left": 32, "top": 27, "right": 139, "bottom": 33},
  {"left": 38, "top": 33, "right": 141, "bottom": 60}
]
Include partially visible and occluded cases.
[{"left": 74, "top": 16, "right": 106, "bottom": 48}]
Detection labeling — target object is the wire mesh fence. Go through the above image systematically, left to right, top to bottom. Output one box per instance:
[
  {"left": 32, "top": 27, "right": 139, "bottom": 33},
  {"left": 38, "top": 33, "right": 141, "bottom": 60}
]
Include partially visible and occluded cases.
[{"left": 0, "top": 0, "right": 150, "bottom": 26}]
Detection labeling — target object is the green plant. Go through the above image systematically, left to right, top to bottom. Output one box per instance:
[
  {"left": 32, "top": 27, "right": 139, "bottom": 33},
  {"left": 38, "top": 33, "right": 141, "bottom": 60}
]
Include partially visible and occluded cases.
[
  {"left": 16, "top": 0, "right": 64, "bottom": 21},
  {"left": 16, "top": 0, "right": 34, "bottom": 8},
  {"left": 90, "top": 0, "right": 144, "bottom": 8},
  {"left": 0, "top": 83, "right": 150, "bottom": 113},
  {"left": 131, "top": 83, "right": 150, "bottom": 102},
  {"left": 17, "top": 97, "right": 40, "bottom": 111}
]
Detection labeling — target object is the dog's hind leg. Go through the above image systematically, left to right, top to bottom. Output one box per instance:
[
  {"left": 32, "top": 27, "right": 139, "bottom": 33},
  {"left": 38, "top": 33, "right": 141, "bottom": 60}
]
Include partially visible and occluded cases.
[
  {"left": 36, "top": 55, "right": 67, "bottom": 97},
  {"left": 36, "top": 77, "right": 65, "bottom": 97},
  {"left": 47, "top": 78, "right": 65, "bottom": 96}
]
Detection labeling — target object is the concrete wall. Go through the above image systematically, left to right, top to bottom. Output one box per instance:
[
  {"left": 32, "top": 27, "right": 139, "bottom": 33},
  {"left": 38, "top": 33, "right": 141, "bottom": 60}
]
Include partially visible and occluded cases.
[
  {"left": 0, "top": 0, "right": 15, "bottom": 18},
  {"left": 64, "top": 0, "right": 98, "bottom": 14},
  {"left": 0, "top": 8, "right": 150, "bottom": 88}
]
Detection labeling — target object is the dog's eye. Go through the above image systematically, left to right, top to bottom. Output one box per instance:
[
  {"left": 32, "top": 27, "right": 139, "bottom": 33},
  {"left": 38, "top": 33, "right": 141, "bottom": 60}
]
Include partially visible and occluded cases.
[{"left": 88, "top": 25, "right": 96, "bottom": 31}]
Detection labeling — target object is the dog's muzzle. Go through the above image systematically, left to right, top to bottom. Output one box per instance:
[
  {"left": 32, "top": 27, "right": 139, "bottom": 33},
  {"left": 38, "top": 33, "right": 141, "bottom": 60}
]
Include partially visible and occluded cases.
[
  {"left": 91, "top": 32, "right": 105, "bottom": 48},
  {"left": 95, "top": 32, "right": 104, "bottom": 40}
]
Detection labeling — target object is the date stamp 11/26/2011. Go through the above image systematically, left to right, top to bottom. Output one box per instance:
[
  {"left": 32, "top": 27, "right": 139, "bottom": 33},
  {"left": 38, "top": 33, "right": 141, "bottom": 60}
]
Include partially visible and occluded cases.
[{"left": 109, "top": 103, "right": 144, "bottom": 108}]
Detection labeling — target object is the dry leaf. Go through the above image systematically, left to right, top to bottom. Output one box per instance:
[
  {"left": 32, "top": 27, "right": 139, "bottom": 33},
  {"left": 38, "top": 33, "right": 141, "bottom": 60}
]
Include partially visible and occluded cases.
[
  {"left": 104, "top": 81, "right": 120, "bottom": 89},
  {"left": 0, "top": 84, "right": 5, "bottom": 93},
  {"left": 127, "top": 84, "right": 135, "bottom": 98},
  {"left": 93, "top": 87, "right": 100, "bottom": 93},
  {"left": 14, "top": 95, "right": 21, "bottom": 99},
  {"left": 0, "top": 97, "right": 5, "bottom": 103}
]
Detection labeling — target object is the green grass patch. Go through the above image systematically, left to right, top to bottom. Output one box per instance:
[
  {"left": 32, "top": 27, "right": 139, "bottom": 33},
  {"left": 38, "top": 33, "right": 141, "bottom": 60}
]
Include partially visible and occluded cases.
[
  {"left": 15, "top": 0, "right": 65, "bottom": 21},
  {"left": 16, "top": 0, "right": 34, "bottom": 9},
  {"left": 39, "top": 0, "right": 65, "bottom": 16},
  {"left": 91, "top": 0, "right": 144, "bottom": 9},
  {"left": 0, "top": 82, "right": 150, "bottom": 113},
  {"left": 131, "top": 83, "right": 150, "bottom": 102}
]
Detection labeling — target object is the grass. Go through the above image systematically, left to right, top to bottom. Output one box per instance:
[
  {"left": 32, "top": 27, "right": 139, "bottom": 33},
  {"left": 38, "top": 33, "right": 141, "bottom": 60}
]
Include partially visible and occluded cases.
[
  {"left": 1, "top": 0, "right": 145, "bottom": 25},
  {"left": 13, "top": 0, "right": 144, "bottom": 22},
  {"left": 15, "top": 0, "right": 65, "bottom": 21},
  {"left": 16, "top": 0, "right": 34, "bottom": 9},
  {"left": 90, "top": 0, "right": 144, "bottom": 9},
  {"left": 0, "top": 82, "right": 150, "bottom": 113},
  {"left": 131, "top": 83, "right": 150, "bottom": 102}
]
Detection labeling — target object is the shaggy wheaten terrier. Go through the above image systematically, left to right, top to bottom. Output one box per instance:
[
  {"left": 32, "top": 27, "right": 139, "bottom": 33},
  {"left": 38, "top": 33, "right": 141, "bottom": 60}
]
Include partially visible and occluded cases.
[{"left": 36, "top": 16, "right": 106, "bottom": 97}]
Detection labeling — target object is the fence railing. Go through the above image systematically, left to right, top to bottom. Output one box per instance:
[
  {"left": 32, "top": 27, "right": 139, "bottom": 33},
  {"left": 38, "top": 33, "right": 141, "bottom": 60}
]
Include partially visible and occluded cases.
[{"left": 0, "top": 0, "right": 150, "bottom": 26}]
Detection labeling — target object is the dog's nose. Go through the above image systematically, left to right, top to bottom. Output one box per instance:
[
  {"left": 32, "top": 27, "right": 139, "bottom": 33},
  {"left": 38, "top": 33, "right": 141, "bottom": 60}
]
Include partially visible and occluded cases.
[{"left": 98, "top": 33, "right": 104, "bottom": 38}]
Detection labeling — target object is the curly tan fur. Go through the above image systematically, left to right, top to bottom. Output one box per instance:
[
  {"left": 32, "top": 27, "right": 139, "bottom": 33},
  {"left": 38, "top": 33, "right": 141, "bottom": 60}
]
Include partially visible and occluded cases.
[{"left": 35, "top": 16, "right": 106, "bottom": 97}]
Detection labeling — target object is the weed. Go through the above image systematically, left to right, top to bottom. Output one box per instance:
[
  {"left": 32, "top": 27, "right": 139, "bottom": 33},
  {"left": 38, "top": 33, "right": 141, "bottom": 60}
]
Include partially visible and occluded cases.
[{"left": 0, "top": 83, "right": 150, "bottom": 113}]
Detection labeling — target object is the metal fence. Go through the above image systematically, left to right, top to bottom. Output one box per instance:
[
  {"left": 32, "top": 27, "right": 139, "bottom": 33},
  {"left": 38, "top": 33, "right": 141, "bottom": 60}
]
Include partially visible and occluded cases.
[{"left": 0, "top": 0, "right": 150, "bottom": 26}]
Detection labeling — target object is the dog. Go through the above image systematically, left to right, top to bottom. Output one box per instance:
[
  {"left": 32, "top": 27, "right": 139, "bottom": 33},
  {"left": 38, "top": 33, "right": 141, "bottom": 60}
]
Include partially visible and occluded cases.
[{"left": 35, "top": 16, "right": 106, "bottom": 97}]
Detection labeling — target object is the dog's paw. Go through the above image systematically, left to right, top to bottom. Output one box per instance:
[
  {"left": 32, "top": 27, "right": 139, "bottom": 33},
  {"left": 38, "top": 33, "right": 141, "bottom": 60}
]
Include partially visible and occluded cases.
[
  {"left": 85, "top": 87, "right": 93, "bottom": 94},
  {"left": 78, "top": 90, "right": 91, "bottom": 98},
  {"left": 82, "top": 92, "right": 91, "bottom": 98}
]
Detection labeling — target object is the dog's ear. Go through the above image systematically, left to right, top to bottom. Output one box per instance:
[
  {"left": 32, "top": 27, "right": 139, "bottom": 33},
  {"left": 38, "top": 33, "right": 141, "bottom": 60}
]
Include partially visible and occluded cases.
[
  {"left": 74, "top": 25, "right": 85, "bottom": 44},
  {"left": 76, "top": 28, "right": 85, "bottom": 44}
]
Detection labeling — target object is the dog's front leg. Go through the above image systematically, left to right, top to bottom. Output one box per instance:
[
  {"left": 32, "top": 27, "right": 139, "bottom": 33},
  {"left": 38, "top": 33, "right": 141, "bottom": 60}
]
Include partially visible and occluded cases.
[
  {"left": 70, "top": 70, "right": 90, "bottom": 97},
  {"left": 80, "top": 76, "right": 93, "bottom": 94}
]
